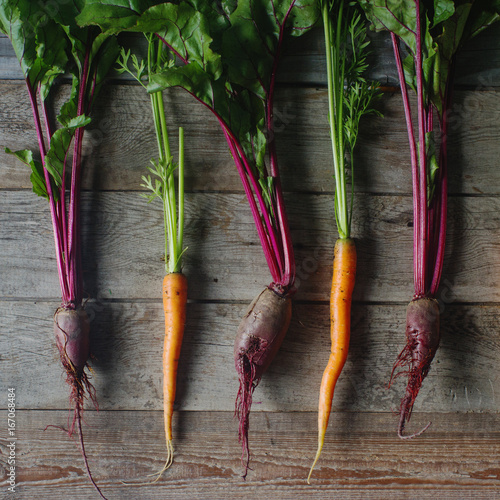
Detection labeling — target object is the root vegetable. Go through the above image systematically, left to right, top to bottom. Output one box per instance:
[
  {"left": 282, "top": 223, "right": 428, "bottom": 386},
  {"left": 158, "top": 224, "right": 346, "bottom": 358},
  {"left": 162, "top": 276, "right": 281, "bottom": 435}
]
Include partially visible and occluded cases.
[
  {"left": 308, "top": 0, "right": 380, "bottom": 481},
  {"left": 360, "top": 0, "right": 500, "bottom": 437},
  {"left": 2, "top": 2, "right": 118, "bottom": 496},
  {"left": 234, "top": 287, "right": 292, "bottom": 475},
  {"left": 391, "top": 298, "right": 440, "bottom": 438}
]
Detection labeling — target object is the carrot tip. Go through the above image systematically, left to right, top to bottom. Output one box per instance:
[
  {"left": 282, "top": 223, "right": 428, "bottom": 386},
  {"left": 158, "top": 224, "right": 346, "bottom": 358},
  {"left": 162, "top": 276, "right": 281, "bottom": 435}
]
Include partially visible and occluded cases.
[
  {"left": 307, "top": 435, "right": 325, "bottom": 484},
  {"left": 121, "top": 440, "right": 174, "bottom": 485}
]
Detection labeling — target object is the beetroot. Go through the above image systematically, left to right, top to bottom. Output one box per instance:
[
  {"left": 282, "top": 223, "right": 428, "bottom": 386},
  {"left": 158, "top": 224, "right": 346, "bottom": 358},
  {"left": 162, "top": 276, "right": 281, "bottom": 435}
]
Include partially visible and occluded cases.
[
  {"left": 357, "top": 0, "right": 500, "bottom": 438},
  {"left": 2, "top": 2, "right": 118, "bottom": 495},
  {"left": 234, "top": 287, "right": 292, "bottom": 477},
  {"left": 391, "top": 298, "right": 440, "bottom": 438},
  {"left": 53, "top": 307, "right": 103, "bottom": 496},
  {"left": 54, "top": 308, "right": 90, "bottom": 375}
]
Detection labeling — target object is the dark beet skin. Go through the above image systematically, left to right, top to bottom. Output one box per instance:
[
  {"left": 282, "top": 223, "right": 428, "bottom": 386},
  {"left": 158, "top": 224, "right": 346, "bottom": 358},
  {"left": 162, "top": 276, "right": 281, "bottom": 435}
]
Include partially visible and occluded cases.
[
  {"left": 234, "top": 286, "right": 292, "bottom": 477},
  {"left": 392, "top": 297, "right": 440, "bottom": 438},
  {"left": 53, "top": 306, "right": 105, "bottom": 498},
  {"left": 54, "top": 307, "right": 90, "bottom": 374}
]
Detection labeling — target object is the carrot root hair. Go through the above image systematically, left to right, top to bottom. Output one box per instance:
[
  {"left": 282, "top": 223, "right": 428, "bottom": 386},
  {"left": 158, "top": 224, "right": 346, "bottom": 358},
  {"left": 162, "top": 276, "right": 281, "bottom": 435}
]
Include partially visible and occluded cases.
[
  {"left": 119, "top": 440, "right": 174, "bottom": 486},
  {"left": 146, "top": 440, "right": 174, "bottom": 483}
]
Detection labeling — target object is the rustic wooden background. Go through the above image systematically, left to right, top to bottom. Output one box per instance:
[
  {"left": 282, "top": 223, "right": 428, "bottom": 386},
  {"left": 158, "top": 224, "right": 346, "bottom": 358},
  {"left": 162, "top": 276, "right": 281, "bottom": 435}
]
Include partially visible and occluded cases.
[{"left": 1, "top": 20, "right": 500, "bottom": 500}]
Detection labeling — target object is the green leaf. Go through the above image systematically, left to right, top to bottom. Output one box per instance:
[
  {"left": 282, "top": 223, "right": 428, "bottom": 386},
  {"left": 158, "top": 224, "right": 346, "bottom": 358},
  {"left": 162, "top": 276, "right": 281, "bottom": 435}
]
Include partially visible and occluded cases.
[
  {"left": 0, "top": 0, "right": 68, "bottom": 92},
  {"left": 45, "top": 0, "right": 89, "bottom": 73},
  {"left": 47, "top": 0, "right": 119, "bottom": 96},
  {"left": 77, "top": 0, "right": 163, "bottom": 33},
  {"left": 222, "top": 0, "right": 318, "bottom": 98},
  {"left": 279, "top": 0, "right": 320, "bottom": 36},
  {"left": 358, "top": 0, "right": 419, "bottom": 54},
  {"left": 432, "top": 0, "right": 455, "bottom": 26},
  {"left": 460, "top": 0, "right": 500, "bottom": 42},
  {"left": 145, "top": 1, "right": 318, "bottom": 200},
  {"left": 137, "top": 2, "right": 223, "bottom": 79},
  {"left": 222, "top": 8, "right": 274, "bottom": 98},
  {"left": 32, "top": 21, "right": 69, "bottom": 100},
  {"left": 89, "top": 34, "right": 120, "bottom": 100},
  {"left": 150, "top": 63, "right": 226, "bottom": 108},
  {"left": 58, "top": 76, "right": 80, "bottom": 128},
  {"left": 227, "top": 89, "right": 267, "bottom": 171},
  {"left": 44, "top": 114, "right": 92, "bottom": 188},
  {"left": 422, "top": 131, "right": 439, "bottom": 202},
  {"left": 5, "top": 147, "right": 49, "bottom": 199}
]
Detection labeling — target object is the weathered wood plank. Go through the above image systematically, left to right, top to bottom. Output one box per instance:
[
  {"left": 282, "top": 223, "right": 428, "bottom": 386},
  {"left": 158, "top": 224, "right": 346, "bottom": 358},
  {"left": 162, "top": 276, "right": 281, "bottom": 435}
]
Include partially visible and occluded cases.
[
  {"left": 1, "top": 24, "right": 500, "bottom": 86},
  {"left": 1, "top": 83, "right": 500, "bottom": 194},
  {"left": 1, "top": 191, "right": 500, "bottom": 302},
  {"left": 1, "top": 301, "right": 498, "bottom": 412},
  {"left": 0, "top": 410, "right": 498, "bottom": 499}
]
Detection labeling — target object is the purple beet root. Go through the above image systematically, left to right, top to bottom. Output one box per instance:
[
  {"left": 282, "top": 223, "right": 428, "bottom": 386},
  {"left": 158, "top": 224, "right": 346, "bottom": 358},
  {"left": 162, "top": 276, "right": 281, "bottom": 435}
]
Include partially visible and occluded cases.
[
  {"left": 234, "top": 286, "right": 292, "bottom": 478},
  {"left": 391, "top": 297, "right": 440, "bottom": 439},
  {"left": 54, "top": 306, "right": 105, "bottom": 499},
  {"left": 54, "top": 307, "right": 90, "bottom": 374}
]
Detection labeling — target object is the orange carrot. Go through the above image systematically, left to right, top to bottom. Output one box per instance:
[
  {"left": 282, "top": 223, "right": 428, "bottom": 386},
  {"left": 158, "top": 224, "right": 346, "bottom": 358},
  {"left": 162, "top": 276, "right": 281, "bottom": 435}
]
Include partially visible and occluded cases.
[
  {"left": 307, "top": 1, "right": 379, "bottom": 481},
  {"left": 114, "top": 40, "right": 188, "bottom": 483},
  {"left": 308, "top": 237, "right": 356, "bottom": 482},
  {"left": 158, "top": 272, "right": 188, "bottom": 474}
]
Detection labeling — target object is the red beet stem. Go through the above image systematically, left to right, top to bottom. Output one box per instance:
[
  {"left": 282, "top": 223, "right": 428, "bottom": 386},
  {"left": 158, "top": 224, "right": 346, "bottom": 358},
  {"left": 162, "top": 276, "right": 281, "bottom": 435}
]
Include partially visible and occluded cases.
[
  {"left": 234, "top": 286, "right": 292, "bottom": 478},
  {"left": 391, "top": 297, "right": 440, "bottom": 439}
]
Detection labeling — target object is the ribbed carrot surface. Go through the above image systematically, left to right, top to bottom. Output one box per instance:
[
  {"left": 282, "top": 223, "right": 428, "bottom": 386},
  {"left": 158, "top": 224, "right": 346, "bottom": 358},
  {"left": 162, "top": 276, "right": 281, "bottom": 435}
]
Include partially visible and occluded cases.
[
  {"left": 308, "top": 237, "right": 356, "bottom": 482},
  {"left": 162, "top": 272, "right": 188, "bottom": 441}
]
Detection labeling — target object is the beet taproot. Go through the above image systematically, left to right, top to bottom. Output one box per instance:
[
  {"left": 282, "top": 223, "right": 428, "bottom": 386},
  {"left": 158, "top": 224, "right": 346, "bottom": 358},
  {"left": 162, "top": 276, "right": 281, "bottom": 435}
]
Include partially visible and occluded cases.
[
  {"left": 234, "top": 287, "right": 292, "bottom": 477},
  {"left": 391, "top": 297, "right": 440, "bottom": 438}
]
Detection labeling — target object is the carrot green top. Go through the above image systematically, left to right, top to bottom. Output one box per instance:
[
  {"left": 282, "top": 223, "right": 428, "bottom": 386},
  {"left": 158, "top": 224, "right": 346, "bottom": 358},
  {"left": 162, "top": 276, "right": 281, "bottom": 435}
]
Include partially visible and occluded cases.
[
  {"left": 322, "top": 0, "right": 380, "bottom": 240},
  {"left": 117, "top": 35, "right": 186, "bottom": 274}
]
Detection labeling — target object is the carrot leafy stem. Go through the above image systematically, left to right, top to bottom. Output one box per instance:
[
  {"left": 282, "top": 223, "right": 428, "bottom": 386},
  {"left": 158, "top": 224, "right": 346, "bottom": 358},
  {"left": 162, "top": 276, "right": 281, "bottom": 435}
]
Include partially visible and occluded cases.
[
  {"left": 323, "top": 0, "right": 381, "bottom": 240},
  {"left": 116, "top": 35, "right": 185, "bottom": 274}
]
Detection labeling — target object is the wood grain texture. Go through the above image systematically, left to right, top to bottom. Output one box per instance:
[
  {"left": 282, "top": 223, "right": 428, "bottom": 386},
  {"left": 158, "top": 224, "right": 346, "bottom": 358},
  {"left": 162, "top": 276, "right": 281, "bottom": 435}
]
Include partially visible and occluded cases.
[
  {"left": 1, "top": 83, "right": 500, "bottom": 194},
  {"left": 1, "top": 191, "right": 500, "bottom": 302},
  {"left": 1, "top": 301, "right": 499, "bottom": 413},
  {"left": 0, "top": 410, "right": 498, "bottom": 499}
]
